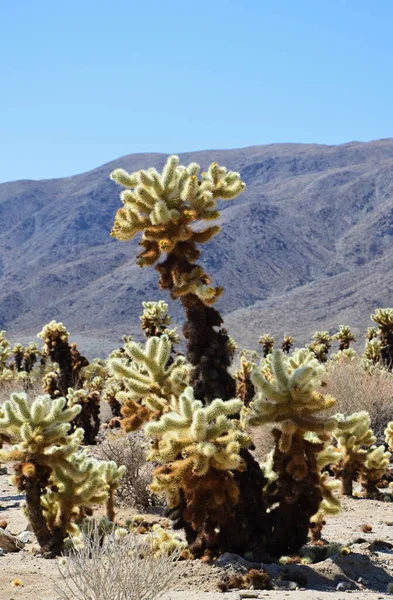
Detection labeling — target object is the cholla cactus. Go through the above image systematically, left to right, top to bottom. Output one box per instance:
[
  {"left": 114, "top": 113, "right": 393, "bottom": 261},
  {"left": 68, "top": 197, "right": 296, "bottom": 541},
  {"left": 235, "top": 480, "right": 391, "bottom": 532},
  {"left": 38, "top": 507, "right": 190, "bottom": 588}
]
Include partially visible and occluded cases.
[
  {"left": 110, "top": 155, "right": 244, "bottom": 276},
  {"left": 140, "top": 300, "right": 179, "bottom": 344},
  {"left": 371, "top": 308, "right": 393, "bottom": 368},
  {"left": 37, "top": 321, "right": 73, "bottom": 396},
  {"left": 37, "top": 321, "right": 99, "bottom": 443},
  {"left": 333, "top": 325, "right": 356, "bottom": 351},
  {"left": 366, "top": 327, "right": 378, "bottom": 341},
  {"left": 0, "top": 330, "right": 13, "bottom": 381},
  {"left": 308, "top": 331, "right": 331, "bottom": 363},
  {"left": 110, "top": 334, "right": 190, "bottom": 431},
  {"left": 258, "top": 334, "right": 275, "bottom": 358},
  {"left": 282, "top": 335, "right": 294, "bottom": 354},
  {"left": 364, "top": 338, "right": 382, "bottom": 364},
  {"left": 11, "top": 343, "right": 24, "bottom": 372},
  {"left": 330, "top": 348, "right": 357, "bottom": 363},
  {"left": 244, "top": 349, "right": 339, "bottom": 556},
  {"left": 234, "top": 354, "right": 256, "bottom": 406},
  {"left": 102, "top": 378, "right": 123, "bottom": 418},
  {"left": 145, "top": 386, "right": 252, "bottom": 555},
  {"left": 0, "top": 393, "right": 125, "bottom": 555},
  {"left": 333, "top": 412, "right": 377, "bottom": 496},
  {"left": 385, "top": 422, "right": 393, "bottom": 450},
  {"left": 359, "top": 445, "right": 390, "bottom": 498}
]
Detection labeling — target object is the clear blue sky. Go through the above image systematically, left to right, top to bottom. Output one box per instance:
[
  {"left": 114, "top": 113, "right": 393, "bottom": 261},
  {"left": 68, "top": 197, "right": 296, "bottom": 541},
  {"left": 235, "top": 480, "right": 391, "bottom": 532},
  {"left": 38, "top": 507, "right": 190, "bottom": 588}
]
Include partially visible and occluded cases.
[{"left": 1, "top": 0, "right": 393, "bottom": 182}]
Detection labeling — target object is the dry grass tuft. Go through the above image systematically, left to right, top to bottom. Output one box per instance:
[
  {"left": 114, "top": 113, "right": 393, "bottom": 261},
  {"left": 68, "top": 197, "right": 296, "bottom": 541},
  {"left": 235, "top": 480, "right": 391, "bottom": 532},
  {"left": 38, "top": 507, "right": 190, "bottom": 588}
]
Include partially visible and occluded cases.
[
  {"left": 324, "top": 358, "right": 393, "bottom": 444},
  {"left": 96, "top": 430, "right": 162, "bottom": 511},
  {"left": 56, "top": 521, "right": 179, "bottom": 600}
]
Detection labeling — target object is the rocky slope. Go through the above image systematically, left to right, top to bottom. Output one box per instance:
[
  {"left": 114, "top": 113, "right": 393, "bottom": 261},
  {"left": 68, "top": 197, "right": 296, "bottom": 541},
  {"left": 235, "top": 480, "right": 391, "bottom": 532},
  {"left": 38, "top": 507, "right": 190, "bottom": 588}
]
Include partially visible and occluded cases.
[{"left": 2, "top": 140, "right": 393, "bottom": 355}]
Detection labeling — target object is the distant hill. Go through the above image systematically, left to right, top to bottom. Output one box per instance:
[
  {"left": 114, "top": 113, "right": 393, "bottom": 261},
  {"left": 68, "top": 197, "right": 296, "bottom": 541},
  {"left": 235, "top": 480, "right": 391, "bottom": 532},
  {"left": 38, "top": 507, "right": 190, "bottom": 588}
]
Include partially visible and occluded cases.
[{"left": 2, "top": 140, "right": 393, "bottom": 357}]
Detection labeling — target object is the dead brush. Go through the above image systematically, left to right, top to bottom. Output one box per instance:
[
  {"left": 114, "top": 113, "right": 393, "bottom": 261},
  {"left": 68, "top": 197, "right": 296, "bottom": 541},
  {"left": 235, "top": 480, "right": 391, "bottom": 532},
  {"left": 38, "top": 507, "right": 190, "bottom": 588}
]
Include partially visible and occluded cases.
[
  {"left": 324, "top": 357, "right": 393, "bottom": 444},
  {"left": 96, "top": 430, "right": 163, "bottom": 511},
  {"left": 56, "top": 521, "right": 180, "bottom": 600}
]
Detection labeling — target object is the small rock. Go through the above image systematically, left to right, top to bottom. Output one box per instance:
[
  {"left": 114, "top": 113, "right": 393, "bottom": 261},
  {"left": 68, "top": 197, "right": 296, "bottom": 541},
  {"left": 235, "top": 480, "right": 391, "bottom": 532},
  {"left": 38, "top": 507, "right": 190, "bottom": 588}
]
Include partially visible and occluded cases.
[
  {"left": 0, "top": 466, "right": 8, "bottom": 475},
  {"left": 0, "top": 520, "right": 8, "bottom": 529},
  {"left": 0, "top": 530, "right": 24, "bottom": 553},
  {"left": 17, "top": 531, "right": 34, "bottom": 544},
  {"left": 215, "top": 552, "right": 261, "bottom": 571},
  {"left": 357, "top": 577, "right": 369, "bottom": 585},
  {"left": 274, "top": 580, "right": 298, "bottom": 590},
  {"left": 336, "top": 581, "right": 353, "bottom": 591},
  {"left": 239, "top": 592, "right": 260, "bottom": 599}
]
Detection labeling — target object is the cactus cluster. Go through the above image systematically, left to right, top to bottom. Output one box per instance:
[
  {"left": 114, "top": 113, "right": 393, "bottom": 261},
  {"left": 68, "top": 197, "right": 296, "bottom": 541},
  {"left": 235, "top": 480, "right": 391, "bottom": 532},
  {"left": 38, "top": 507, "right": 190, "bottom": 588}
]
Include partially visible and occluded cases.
[
  {"left": 0, "top": 393, "right": 125, "bottom": 555},
  {"left": 333, "top": 411, "right": 390, "bottom": 497}
]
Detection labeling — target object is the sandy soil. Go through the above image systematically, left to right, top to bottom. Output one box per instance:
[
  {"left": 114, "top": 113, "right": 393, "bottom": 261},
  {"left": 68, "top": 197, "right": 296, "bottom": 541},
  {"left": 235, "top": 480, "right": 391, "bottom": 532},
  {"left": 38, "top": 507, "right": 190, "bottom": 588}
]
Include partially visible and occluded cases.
[{"left": 2, "top": 470, "right": 393, "bottom": 600}]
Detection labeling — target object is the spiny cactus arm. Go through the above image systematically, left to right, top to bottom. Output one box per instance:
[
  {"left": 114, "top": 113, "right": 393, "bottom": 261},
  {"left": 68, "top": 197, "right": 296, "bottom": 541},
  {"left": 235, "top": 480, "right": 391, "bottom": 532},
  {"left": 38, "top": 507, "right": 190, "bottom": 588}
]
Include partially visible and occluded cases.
[
  {"left": 371, "top": 308, "right": 393, "bottom": 328},
  {"left": 145, "top": 387, "right": 248, "bottom": 474},
  {"left": 0, "top": 394, "right": 81, "bottom": 451}
]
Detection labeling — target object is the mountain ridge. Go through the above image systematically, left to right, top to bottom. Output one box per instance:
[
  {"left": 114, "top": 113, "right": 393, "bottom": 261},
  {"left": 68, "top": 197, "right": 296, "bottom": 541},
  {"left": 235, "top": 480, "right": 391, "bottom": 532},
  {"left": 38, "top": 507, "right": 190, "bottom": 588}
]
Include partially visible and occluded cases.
[{"left": 2, "top": 139, "right": 393, "bottom": 356}]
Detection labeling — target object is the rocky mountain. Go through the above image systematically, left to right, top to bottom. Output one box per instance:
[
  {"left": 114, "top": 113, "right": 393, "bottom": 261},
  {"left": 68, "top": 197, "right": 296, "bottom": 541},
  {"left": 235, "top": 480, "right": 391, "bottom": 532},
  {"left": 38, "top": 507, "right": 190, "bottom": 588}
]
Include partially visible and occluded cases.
[{"left": 2, "top": 139, "right": 393, "bottom": 357}]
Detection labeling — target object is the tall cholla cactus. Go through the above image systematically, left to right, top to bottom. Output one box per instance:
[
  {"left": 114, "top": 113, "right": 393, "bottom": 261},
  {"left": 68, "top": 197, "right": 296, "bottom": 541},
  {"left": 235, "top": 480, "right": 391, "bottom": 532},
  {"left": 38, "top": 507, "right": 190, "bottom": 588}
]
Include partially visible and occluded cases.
[
  {"left": 110, "top": 155, "right": 245, "bottom": 403},
  {"left": 110, "top": 157, "right": 272, "bottom": 559},
  {"left": 140, "top": 300, "right": 179, "bottom": 344},
  {"left": 371, "top": 308, "right": 393, "bottom": 368},
  {"left": 37, "top": 321, "right": 74, "bottom": 396},
  {"left": 333, "top": 325, "right": 356, "bottom": 351},
  {"left": 110, "top": 334, "right": 190, "bottom": 431},
  {"left": 258, "top": 334, "right": 275, "bottom": 358},
  {"left": 243, "top": 349, "right": 340, "bottom": 556},
  {"left": 0, "top": 393, "right": 125, "bottom": 555},
  {"left": 333, "top": 412, "right": 378, "bottom": 496}
]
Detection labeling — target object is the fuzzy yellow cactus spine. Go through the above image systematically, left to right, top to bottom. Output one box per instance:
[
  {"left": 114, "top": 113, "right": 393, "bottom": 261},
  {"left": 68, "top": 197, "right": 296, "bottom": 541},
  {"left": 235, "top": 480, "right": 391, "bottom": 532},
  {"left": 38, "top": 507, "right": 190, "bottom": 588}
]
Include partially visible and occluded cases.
[
  {"left": 140, "top": 300, "right": 179, "bottom": 344},
  {"left": 371, "top": 308, "right": 393, "bottom": 368},
  {"left": 333, "top": 325, "right": 356, "bottom": 351},
  {"left": 110, "top": 334, "right": 190, "bottom": 432},
  {"left": 244, "top": 348, "right": 340, "bottom": 556},
  {"left": 0, "top": 393, "right": 125, "bottom": 555},
  {"left": 333, "top": 411, "right": 377, "bottom": 496}
]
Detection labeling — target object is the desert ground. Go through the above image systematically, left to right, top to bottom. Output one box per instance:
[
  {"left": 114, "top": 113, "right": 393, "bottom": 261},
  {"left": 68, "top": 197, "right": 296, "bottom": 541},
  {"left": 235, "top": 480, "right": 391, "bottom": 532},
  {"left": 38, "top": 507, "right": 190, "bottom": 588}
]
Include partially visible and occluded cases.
[{"left": 2, "top": 467, "right": 393, "bottom": 600}]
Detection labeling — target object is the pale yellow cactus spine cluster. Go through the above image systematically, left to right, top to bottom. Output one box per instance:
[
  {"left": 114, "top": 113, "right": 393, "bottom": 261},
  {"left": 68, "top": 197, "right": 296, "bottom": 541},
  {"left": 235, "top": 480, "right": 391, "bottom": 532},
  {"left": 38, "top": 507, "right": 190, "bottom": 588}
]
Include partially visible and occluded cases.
[
  {"left": 110, "top": 155, "right": 245, "bottom": 245},
  {"left": 110, "top": 334, "right": 190, "bottom": 430},
  {"left": 145, "top": 386, "right": 249, "bottom": 505}
]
